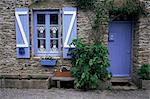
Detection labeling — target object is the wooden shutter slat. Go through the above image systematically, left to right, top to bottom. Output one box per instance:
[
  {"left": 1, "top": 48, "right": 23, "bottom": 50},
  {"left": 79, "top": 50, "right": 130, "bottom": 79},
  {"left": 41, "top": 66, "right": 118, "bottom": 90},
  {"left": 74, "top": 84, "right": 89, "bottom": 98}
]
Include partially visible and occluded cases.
[
  {"left": 63, "top": 7, "right": 77, "bottom": 58},
  {"left": 15, "top": 8, "right": 30, "bottom": 58}
]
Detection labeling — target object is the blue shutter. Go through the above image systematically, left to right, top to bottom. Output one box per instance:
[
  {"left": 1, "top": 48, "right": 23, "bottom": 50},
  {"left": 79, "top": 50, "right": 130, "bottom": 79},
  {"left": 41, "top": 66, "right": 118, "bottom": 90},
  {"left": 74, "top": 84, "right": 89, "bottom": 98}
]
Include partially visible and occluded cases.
[
  {"left": 63, "top": 7, "right": 77, "bottom": 58},
  {"left": 15, "top": 8, "right": 30, "bottom": 58}
]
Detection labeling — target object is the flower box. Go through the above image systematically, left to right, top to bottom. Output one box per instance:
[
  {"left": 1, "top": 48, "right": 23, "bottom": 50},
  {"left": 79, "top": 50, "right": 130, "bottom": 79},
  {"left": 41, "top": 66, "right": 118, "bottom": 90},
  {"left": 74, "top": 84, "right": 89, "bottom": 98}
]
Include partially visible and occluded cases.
[
  {"left": 40, "top": 59, "right": 56, "bottom": 67},
  {"left": 54, "top": 71, "right": 72, "bottom": 77}
]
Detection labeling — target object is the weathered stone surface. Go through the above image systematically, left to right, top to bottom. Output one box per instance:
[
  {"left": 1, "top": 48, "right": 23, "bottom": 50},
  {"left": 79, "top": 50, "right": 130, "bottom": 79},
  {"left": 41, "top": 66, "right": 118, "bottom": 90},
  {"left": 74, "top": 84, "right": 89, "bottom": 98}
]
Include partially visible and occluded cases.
[
  {"left": 0, "top": 0, "right": 150, "bottom": 87},
  {"left": 0, "top": 0, "right": 93, "bottom": 75},
  {"left": 132, "top": 1, "right": 150, "bottom": 86},
  {"left": 0, "top": 79, "right": 49, "bottom": 89},
  {"left": 140, "top": 80, "right": 150, "bottom": 90},
  {"left": 1, "top": 88, "right": 150, "bottom": 99}
]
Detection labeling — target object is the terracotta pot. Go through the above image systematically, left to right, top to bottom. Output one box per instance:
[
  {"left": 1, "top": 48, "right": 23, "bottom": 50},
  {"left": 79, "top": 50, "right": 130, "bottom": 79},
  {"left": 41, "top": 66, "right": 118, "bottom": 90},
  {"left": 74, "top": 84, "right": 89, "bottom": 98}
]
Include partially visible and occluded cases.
[{"left": 54, "top": 71, "right": 72, "bottom": 77}]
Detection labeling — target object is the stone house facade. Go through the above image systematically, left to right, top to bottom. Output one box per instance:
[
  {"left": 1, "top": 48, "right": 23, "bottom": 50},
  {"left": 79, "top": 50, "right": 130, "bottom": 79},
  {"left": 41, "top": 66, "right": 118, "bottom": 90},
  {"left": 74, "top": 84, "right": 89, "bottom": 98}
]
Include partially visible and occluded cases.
[{"left": 0, "top": 0, "right": 150, "bottom": 87}]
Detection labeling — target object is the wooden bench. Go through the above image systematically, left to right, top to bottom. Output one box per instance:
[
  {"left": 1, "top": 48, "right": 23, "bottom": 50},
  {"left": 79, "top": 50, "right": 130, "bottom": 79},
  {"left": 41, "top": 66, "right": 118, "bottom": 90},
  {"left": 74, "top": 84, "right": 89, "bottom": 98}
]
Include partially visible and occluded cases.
[{"left": 51, "top": 77, "right": 75, "bottom": 88}]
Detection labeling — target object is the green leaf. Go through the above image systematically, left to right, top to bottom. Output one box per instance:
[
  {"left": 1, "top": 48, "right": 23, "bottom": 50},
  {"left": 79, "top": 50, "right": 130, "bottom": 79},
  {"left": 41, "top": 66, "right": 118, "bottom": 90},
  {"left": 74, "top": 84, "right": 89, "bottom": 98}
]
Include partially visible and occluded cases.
[{"left": 70, "top": 38, "right": 111, "bottom": 90}]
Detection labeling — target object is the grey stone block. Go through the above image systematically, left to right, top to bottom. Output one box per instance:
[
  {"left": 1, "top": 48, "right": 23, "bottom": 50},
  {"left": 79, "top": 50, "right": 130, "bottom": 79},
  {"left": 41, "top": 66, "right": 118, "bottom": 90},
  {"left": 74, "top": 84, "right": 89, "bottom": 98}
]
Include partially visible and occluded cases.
[
  {"left": 0, "top": 79, "right": 50, "bottom": 89},
  {"left": 140, "top": 79, "right": 150, "bottom": 90}
]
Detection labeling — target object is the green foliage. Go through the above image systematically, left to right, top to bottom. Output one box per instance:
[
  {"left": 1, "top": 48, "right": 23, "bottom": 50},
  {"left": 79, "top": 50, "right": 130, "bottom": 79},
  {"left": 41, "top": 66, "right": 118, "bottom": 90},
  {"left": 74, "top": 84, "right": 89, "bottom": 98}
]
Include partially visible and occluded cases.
[
  {"left": 72, "top": 0, "right": 146, "bottom": 89},
  {"left": 75, "top": 0, "right": 95, "bottom": 9},
  {"left": 75, "top": 0, "right": 144, "bottom": 44},
  {"left": 75, "top": 0, "right": 145, "bottom": 44},
  {"left": 75, "top": 0, "right": 144, "bottom": 15},
  {"left": 111, "top": 0, "right": 144, "bottom": 15},
  {"left": 69, "top": 39, "right": 112, "bottom": 90},
  {"left": 138, "top": 64, "right": 150, "bottom": 80}
]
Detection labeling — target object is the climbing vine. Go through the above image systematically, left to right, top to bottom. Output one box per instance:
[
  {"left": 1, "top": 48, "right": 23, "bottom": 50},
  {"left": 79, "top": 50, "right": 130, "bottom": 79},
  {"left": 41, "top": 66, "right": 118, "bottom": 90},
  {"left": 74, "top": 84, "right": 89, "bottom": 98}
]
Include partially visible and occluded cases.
[
  {"left": 70, "top": 0, "right": 147, "bottom": 90},
  {"left": 74, "top": 0, "right": 145, "bottom": 44},
  {"left": 111, "top": 0, "right": 144, "bottom": 14}
]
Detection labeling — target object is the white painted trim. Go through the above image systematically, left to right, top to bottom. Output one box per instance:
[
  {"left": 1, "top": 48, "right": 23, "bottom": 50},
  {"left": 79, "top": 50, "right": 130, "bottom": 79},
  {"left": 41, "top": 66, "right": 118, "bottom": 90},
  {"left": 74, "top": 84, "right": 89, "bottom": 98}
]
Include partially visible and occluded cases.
[
  {"left": 15, "top": 11, "right": 29, "bottom": 48},
  {"left": 64, "top": 11, "right": 76, "bottom": 48},
  {"left": 64, "top": 11, "right": 76, "bottom": 15}
]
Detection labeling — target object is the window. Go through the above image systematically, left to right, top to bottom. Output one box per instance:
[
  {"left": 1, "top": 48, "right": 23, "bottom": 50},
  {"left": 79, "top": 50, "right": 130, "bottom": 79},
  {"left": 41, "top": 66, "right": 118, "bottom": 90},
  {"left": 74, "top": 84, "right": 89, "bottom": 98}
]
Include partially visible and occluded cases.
[{"left": 34, "top": 10, "right": 60, "bottom": 56}]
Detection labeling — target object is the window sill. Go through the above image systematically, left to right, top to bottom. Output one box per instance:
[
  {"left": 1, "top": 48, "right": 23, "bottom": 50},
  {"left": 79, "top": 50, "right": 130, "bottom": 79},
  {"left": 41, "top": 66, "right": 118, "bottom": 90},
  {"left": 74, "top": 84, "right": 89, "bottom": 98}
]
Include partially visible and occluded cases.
[{"left": 32, "top": 56, "right": 61, "bottom": 60}]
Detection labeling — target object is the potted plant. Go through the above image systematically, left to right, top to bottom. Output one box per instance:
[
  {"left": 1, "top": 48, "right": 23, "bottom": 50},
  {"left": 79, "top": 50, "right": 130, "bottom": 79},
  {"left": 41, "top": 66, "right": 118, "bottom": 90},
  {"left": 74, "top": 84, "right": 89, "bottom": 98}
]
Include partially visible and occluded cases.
[
  {"left": 40, "top": 56, "right": 56, "bottom": 67},
  {"left": 138, "top": 64, "right": 150, "bottom": 89},
  {"left": 54, "top": 66, "right": 72, "bottom": 77}
]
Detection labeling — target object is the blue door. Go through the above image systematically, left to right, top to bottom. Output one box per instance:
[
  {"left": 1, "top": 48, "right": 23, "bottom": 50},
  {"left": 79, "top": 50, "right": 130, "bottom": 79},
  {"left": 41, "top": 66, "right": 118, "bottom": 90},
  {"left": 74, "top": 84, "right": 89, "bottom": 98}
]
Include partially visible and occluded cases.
[{"left": 108, "top": 21, "right": 132, "bottom": 77}]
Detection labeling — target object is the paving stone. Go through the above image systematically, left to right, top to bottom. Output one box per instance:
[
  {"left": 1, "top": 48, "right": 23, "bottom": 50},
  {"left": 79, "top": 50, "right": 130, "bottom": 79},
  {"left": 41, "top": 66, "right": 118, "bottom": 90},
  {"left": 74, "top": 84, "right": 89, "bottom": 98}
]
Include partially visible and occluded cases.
[{"left": 0, "top": 88, "right": 149, "bottom": 99}]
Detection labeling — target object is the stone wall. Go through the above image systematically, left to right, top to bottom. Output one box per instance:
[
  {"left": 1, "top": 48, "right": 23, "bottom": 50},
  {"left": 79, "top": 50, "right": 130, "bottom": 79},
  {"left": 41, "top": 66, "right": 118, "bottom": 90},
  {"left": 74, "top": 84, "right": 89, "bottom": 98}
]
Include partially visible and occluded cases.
[
  {"left": 0, "top": 0, "right": 150, "bottom": 83},
  {"left": 0, "top": 0, "right": 93, "bottom": 74},
  {"left": 132, "top": 0, "right": 150, "bottom": 84},
  {"left": 133, "top": 17, "right": 150, "bottom": 71}
]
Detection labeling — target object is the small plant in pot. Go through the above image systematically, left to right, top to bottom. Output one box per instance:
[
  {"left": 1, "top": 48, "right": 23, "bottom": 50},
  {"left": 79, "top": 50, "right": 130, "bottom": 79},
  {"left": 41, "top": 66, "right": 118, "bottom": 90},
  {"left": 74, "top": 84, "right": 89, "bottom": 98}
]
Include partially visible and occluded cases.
[
  {"left": 40, "top": 56, "right": 56, "bottom": 67},
  {"left": 138, "top": 64, "right": 150, "bottom": 89},
  {"left": 54, "top": 66, "right": 72, "bottom": 77}
]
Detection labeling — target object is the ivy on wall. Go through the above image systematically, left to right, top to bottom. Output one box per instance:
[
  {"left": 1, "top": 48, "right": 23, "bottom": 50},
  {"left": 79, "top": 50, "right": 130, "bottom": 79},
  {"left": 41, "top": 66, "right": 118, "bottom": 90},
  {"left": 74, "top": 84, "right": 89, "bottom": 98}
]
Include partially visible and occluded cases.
[
  {"left": 70, "top": 0, "right": 147, "bottom": 90},
  {"left": 74, "top": 0, "right": 145, "bottom": 43},
  {"left": 111, "top": 0, "right": 144, "bottom": 14}
]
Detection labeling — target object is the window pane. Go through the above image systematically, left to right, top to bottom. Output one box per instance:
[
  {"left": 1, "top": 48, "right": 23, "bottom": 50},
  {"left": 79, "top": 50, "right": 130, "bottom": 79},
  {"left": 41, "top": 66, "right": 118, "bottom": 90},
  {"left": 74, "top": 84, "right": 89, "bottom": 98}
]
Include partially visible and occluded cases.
[
  {"left": 37, "top": 14, "right": 45, "bottom": 24},
  {"left": 50, "top": 14, "right": 58, "bottom": 24},
  {"left": 37, "top": 27, "right": 46, "bottom": 38},
  {"left": 50, "top": 27, "right": 58, "bottom": 38},
  {"left": 38, "top": 39, "right": 46, "bottom": 52},
  {"left": 50, "top": 40, "right": 58, "bottom": 52}
]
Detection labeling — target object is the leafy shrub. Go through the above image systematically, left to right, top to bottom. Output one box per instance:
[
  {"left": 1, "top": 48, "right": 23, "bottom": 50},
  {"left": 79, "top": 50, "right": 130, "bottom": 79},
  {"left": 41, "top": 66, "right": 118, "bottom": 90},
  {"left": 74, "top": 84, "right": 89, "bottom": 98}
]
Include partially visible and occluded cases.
[
  {"left": 74, "top": 0, "right": 95, "bottom": 9},
  {"left": 69, "top": 39, "right": 112, "bottom": 90},
  {"left": 138, "top": 64, "right": 150, "bottom": 80}
]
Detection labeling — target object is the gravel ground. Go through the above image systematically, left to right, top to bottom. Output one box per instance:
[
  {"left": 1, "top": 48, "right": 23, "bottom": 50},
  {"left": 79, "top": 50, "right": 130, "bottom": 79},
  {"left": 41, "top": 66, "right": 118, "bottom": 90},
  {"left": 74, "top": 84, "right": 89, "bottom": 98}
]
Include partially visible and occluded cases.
[{"left": 0, "top": 88, "right": 149, "bottom": 99}]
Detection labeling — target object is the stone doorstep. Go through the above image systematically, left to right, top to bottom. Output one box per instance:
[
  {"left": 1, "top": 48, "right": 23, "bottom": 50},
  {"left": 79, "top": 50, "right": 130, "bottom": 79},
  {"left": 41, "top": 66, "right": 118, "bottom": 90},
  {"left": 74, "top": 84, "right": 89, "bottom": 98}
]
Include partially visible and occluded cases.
[
  {"left": 111, "top": 77, "right": 138, "bottom": 90},
  {"left": 111, "top": 77, "right": 132, "bottom": 83},
  {"left": 111, "top": 82, "right": 138, "bottom": 90},
  {"left": 112, "top": 85, "right": 138, "bottom": 90}
]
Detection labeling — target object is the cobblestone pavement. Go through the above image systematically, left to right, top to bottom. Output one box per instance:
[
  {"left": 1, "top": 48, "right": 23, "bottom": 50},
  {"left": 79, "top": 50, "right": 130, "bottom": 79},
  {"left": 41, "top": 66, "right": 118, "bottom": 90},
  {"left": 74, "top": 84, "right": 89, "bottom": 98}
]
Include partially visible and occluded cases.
[{"left": 0, "top": 88, "right": 149, "bottom": 99}]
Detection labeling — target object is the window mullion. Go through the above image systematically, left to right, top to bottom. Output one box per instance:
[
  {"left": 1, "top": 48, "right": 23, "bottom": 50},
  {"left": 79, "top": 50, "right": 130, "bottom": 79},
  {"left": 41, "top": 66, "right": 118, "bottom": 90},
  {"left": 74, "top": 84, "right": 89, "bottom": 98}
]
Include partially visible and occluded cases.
[
  {"left": 58, "top": 11, "right": 61, "bottom": 55},
  {"left": 34, "top": 13, "right": 38, "bottom": 55},
  {"left": 46, "top": 14, "right": 50, "bottom": 54}
]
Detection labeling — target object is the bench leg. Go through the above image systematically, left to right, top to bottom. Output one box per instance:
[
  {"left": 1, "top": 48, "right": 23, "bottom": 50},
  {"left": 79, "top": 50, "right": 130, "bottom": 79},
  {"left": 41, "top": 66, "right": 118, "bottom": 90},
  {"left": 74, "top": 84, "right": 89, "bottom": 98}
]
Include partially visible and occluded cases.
[{"left": 57, "top": 81, "right": 61, "bottom": 88}]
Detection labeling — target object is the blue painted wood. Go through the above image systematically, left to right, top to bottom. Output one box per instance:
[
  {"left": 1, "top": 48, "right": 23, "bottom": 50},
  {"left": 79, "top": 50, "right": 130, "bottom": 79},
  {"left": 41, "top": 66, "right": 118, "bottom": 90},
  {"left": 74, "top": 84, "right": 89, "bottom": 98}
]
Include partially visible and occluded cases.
[
  {"left": 63, "top": 7, "right": 77, "bottom": 58},
  {"left": 16, "top": 8, "right": 30, "bottom": 58},
  {"left": 33, "top": 10, "right": 60, "bottom": 57},
  {"left": 33, "top": 12, "right": 38, "bottom": 55},
  {"left": 57, "top": 12, "right": 61, "bottom": 56},
  {"left": 34, "top": 14, "right": 46, "bottom": 55},
  {"left": 46, "top": 14, "right": 50, "bottom": 53},
  {"left": 108, "top": 21, "right": 132, "bottom": 77},
  {"left": 40, "top": 59, "right": 56, "bottom": 67}
]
